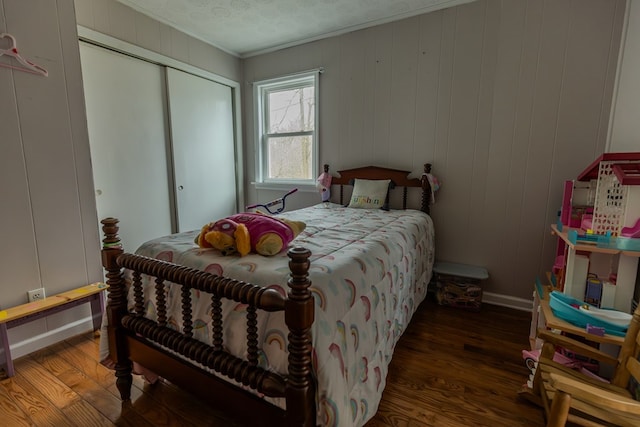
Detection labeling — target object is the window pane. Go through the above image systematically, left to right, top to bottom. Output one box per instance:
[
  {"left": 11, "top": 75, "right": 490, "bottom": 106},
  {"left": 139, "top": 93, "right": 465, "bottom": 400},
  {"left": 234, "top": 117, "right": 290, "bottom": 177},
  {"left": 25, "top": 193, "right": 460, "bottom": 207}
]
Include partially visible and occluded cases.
[
  {"left": 267, "top": 86, "right": 315, "bottom": 133},
  {"left": 267, "top": 135, "right": 313, "bottom": 180}
]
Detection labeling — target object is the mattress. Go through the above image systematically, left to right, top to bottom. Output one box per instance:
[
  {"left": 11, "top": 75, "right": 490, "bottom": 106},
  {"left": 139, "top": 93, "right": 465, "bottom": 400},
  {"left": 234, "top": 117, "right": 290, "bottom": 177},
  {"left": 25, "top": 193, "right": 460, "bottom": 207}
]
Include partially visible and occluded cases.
[{"left": 103, "top": 203, "right": 435, "bottom": 426}]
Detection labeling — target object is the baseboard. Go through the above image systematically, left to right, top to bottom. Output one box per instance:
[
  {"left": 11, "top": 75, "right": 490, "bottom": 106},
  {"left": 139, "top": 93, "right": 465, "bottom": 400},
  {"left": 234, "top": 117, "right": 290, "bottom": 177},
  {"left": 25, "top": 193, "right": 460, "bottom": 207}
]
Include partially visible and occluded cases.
[
  {"left": 483, "top": 292, "right": 533, "bottom": 311},
  {"left": 4, "top": 294, "right": 531, "bottom": 361},
  {"left": 6, "top": 315, "right": 94, "bottom": 360}
]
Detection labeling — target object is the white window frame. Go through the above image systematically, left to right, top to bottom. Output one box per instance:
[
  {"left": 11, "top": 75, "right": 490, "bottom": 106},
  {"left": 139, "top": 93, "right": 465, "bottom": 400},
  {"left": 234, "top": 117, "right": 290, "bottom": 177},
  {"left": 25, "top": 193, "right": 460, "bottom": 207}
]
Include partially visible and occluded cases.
[{"left": 254, "top": 70, "right": 320, "bottom": 189}]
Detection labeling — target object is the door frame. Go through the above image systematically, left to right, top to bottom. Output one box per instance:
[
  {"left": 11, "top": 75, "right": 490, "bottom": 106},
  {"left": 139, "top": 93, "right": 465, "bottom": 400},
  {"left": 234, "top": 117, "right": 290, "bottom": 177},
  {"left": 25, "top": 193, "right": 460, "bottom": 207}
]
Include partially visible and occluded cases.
[{"left": 77, "top": 26, "right": 244, "bottom": 214}]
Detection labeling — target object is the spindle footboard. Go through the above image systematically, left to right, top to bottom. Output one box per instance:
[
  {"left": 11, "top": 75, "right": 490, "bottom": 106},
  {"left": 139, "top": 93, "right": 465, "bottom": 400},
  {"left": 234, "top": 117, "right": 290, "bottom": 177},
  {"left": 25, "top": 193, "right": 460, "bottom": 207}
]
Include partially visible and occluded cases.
[{"left": 101, "top": 218, "right": 315, "bottom": 426}]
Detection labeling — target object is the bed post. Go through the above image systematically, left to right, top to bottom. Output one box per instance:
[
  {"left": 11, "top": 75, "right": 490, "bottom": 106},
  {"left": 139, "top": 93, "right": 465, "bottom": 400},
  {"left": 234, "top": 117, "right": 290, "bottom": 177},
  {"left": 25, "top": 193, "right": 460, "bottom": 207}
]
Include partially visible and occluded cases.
[
  {"left": 420, "top": 163, "right": 433, "bottom": 215},
  {"left": 100, "top": 218, "right": 133, "bottom": 400},
  {"left": 285, "top": 247, "right": 315, "bottom": 427}
]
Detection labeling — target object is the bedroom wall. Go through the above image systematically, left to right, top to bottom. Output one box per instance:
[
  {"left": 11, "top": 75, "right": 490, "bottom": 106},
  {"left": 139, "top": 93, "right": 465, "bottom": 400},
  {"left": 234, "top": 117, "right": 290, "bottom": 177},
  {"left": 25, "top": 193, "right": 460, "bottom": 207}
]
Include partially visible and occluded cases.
[
  {"left": 0, "top": 0, "right": 241, "bottom": 361},
  {"left": 0, "top": 0, "right": 102, "bottom": 358},
  {"left": 74, "top": 0, "right": 241, "bottom": 83},
  {"left": 242, "top": 0, "right": 626, "bottom": 306},
  {"left": 609, "top": 0, "right": 640, "bottom": 152}
]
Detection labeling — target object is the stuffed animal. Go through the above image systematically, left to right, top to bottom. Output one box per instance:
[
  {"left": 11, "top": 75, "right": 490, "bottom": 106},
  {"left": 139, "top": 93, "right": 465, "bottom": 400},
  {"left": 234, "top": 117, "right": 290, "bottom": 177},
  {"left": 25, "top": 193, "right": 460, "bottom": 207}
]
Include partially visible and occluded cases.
[
  {"left": 421, "top": 163, "right": 440, "bottom": 204},
  {"left": 316, "top": 164, "right": 332, "bottom": 203},
  {"left": 195, "top": 212, "right": 306, "bottom": 256}
]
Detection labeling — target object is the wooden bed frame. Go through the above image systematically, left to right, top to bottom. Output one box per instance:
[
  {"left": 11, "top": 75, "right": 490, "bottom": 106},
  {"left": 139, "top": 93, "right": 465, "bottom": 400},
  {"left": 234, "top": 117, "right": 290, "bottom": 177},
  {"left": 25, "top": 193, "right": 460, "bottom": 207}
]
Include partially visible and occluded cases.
[{"left": 100, "top": 164, "right": 433, "bottom": 426}]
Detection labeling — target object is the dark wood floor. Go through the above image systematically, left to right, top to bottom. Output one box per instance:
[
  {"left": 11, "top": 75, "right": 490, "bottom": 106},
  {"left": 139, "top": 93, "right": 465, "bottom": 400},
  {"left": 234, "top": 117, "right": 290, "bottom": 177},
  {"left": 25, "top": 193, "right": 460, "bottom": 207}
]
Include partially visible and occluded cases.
[{"left": 0, "top": 296, "right": 545, "bottom": 426}]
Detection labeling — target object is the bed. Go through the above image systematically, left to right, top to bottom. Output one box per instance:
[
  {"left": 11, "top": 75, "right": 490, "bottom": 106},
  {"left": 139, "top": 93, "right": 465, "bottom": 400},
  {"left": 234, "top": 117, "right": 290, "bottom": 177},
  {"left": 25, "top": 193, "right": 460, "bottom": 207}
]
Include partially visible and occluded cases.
[{"left": 100, "top": 164, "right": 435, "bottom": 426}]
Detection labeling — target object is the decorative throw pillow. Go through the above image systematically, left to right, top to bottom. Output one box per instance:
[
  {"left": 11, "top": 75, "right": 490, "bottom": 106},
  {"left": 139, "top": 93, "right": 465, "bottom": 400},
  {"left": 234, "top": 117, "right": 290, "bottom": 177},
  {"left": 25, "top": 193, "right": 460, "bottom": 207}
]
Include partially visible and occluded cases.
[{"left": 347, "top": 179, "right": 391, "bottom": 209}]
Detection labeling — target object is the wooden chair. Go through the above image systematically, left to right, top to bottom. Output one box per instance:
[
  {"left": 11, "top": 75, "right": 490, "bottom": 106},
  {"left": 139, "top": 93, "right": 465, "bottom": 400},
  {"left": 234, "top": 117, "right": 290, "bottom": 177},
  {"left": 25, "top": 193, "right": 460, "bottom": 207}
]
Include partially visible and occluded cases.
[{"left": 533, "top": 303, "right": 640, "bottom": 426}]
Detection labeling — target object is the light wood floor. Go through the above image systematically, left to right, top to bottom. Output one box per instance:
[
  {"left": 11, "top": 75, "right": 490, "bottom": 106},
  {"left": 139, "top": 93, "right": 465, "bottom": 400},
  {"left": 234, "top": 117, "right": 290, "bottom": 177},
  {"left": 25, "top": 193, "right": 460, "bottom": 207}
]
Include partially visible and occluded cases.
[{"left": 0, "top": 297, "right": 545, "bottom": 426}]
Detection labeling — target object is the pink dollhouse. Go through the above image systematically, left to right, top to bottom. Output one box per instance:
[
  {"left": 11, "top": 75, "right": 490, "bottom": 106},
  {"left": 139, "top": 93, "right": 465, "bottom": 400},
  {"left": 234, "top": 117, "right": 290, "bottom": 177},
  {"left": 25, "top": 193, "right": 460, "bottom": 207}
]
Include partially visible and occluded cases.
[{"left": 555, "top": 152, "right": 640, "bottom": 312}]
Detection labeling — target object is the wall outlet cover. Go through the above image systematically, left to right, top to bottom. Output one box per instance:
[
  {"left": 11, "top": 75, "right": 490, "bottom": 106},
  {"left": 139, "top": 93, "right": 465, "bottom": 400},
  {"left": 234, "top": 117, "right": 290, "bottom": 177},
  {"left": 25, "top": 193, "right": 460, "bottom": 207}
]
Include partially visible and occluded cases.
[{"left": 27, "top": 288, "right": 46, "bottom": 302}]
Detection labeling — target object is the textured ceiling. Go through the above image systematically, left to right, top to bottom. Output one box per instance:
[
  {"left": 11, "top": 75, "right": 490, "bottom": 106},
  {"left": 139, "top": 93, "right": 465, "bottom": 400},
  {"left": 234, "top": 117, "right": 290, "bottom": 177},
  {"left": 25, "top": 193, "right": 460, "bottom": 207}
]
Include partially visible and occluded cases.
[{"left": 117, "top": 0, "right": 475, "bottom": 57}]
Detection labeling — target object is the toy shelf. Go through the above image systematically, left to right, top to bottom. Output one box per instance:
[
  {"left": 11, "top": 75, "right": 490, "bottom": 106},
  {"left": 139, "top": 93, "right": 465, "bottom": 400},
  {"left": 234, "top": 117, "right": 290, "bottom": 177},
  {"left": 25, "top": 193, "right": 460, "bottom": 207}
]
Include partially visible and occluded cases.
[
  {"left": 551, "top": 224, "right": 640, "bottom": 313},
  {"left": 551, "top": 224, "right": 640, "bottom": 256},
  {"left": 534, "top": 277, "right": 624, "bottom": 347}
]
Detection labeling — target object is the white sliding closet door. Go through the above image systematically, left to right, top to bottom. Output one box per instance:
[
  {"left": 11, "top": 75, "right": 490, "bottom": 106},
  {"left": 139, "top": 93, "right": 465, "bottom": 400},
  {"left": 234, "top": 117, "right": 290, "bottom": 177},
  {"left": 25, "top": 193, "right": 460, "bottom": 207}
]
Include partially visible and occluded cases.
[
  {"left": 80, "top": 42, "right": 173, "bottom": 251},
  {"left": 167, "top": 68, "right": 237, "bottom": 232}
]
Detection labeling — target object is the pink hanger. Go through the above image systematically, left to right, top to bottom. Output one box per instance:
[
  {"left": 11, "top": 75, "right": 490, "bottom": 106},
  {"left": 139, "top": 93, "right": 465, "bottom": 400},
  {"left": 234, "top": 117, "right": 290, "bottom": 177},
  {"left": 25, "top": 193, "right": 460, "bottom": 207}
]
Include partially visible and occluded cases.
[{"left": 0, "top": 33, "right": 48, "bottom": 77}]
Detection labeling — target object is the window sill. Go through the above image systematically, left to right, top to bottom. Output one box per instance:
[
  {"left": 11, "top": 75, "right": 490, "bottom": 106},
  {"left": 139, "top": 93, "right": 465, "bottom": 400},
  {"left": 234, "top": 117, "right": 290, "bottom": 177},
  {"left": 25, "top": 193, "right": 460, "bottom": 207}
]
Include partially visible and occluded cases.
[{"left": 252, "top": 182, "right": 318, "bottom": 193}]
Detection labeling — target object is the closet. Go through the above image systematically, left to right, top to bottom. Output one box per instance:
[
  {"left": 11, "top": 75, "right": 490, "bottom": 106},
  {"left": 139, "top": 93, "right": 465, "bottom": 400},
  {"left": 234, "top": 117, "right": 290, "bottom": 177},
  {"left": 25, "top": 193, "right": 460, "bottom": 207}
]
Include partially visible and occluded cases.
[{"left": 79, "top": 42, "right": 238, "bottom": 251}]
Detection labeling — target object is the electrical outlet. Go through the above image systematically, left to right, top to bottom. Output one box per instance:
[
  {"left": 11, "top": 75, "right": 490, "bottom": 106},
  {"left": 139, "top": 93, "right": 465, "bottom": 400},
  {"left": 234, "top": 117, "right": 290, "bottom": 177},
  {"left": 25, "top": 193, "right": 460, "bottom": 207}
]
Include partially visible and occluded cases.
[{"left": 27, "top": 288, "right": 46, "bottom": 302}]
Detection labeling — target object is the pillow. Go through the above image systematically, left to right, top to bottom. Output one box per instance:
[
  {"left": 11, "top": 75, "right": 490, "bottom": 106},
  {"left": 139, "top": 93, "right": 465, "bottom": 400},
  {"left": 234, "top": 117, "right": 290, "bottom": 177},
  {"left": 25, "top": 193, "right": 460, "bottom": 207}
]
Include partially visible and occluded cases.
[{"left": 347, "top": 179, "right": 391, "bottom": 209}]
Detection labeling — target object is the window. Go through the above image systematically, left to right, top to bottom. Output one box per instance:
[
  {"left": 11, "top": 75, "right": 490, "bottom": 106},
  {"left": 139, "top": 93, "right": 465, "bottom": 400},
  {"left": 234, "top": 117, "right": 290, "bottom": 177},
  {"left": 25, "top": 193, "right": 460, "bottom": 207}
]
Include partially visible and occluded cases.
[{"left": 254, "top": 71, "right": 319, "bottom": 186}]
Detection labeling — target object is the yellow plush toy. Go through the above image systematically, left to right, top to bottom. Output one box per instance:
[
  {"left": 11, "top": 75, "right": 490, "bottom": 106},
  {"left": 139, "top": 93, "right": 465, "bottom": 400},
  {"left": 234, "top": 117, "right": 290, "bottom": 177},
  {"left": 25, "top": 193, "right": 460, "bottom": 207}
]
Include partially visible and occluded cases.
[{"left": 195, "top": 212, "right": 305, "bottom": 256}]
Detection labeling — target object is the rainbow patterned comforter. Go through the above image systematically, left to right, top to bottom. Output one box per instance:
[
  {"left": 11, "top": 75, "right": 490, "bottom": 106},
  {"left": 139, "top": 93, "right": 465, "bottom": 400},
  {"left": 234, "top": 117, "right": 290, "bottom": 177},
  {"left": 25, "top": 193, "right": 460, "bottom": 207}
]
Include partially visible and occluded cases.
[{"left": 127, "top": 204, "right": 434, "bottom": 427}]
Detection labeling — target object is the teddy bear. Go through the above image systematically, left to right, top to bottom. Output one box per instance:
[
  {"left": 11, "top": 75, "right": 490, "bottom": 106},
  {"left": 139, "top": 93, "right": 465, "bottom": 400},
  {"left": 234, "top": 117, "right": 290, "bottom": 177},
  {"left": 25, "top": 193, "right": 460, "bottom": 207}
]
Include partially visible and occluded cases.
[{"left": 195, "top": 212, "right": 306, "bottom": 256}]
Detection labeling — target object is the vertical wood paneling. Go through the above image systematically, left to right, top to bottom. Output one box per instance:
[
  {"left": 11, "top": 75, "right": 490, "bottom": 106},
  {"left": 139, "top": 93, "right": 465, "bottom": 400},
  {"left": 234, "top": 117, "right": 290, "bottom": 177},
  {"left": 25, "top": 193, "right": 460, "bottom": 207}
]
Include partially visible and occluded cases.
[
  {"left": 1, "top": 0, "right": 100, "bottom": 359},
  {"left": 4, "top": 0, "right": 88, "bottom": 296},
  {"left": 58, "top": 0, "right": 103, "bottom": 285},
  {"left": 72, "top": 0, "right": 92, "bottom": 26},
  {"left": 88, "top": 0, "right": 110, "bottom": 35},
  {"left": 241, "top": 0, "right": 624, "bottom": 301},
  {"left": 467, "top": 0, "right": 498, "bottom": 261},
  {"left": 480, "top": 0, "right": 529, "bottom": 295},
  {"left": 503, "top": 0, "right": 545, "bottom": 293},
  {"left": 515, "top": 0, "right": 573, "bottom": 297},
  {"left": 539, "top": 0, "right": 624, "bottom": 285},
  {"left": 552, "top": 0, "right": 617, "bottom": 173},
  {"left": 608, "top": 0, "right": 640, "bottom": 151},
  {"left": 107, "top": 1, "right": 136, "bottom": 43},
  {"left": 442, "top": 1, "right": 485, "bottom": 261},
  {"left": 0, "top": 7, "right": 42, "bottom": 305},
  {"left": 433, "top": 7, "right": 456, "bottom": 179},
  {"left": 134, "top": 11, "right": 162, "bottom": 53},
  {"left": 413, "top": 12, "right": 443, "bottom": 169},
  {"left": 388, "top": 17, "right": 420, "bottom": 169},
  {"left": 158, "top": 24, "right": 173, "bottom": 58},
  {"left": 372, "top": 24, "right": 393, "bottom": 163},
  {"left": 362, "top": 28, "right": 378, "bottom": 166},
  {"left": 168, "top": 29, "right": 191, "bottom": 65},
  {"left": 339, "top": 31, "right": 367, "bottom": 165},
  {"left": 188, "top": 37, "right": 219, "bottom": 74},
  {"left": 320, "top": 37, "right": 342, "bottom": 168},
  {"left": 293, "top": 41, "right": 319, "bottom": 70},
  {"left": 334, "top": 41, "right": 349, "bottom": 163},
  {"left": 256, "top": 49, "right": 289, "bottom": 77},
  {"left": 241, "top": 57, "right": 257, "bottom": 192}
]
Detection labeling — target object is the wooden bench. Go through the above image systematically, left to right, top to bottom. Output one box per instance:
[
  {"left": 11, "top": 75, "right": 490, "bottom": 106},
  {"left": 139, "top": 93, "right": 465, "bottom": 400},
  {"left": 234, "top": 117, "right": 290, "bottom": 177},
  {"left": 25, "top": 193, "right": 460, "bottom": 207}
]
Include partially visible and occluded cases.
[{"left": 0, "top": 282, "right": 107, "bottom": 377}]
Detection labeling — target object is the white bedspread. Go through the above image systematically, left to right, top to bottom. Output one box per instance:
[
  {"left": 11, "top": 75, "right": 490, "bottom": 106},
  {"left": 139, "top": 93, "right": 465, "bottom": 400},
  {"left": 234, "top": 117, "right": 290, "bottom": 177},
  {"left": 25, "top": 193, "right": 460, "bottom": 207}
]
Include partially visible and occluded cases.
[{"left": 105, "top": 204, "right": 434, "bottom": 427}]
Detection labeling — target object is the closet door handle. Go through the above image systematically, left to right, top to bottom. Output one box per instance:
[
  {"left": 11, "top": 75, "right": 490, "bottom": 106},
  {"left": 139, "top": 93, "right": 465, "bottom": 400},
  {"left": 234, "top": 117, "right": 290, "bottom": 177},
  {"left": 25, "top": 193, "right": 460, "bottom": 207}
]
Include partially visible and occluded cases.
[{"left": 178, "top": 185, "right": 184, "bottom": 191}]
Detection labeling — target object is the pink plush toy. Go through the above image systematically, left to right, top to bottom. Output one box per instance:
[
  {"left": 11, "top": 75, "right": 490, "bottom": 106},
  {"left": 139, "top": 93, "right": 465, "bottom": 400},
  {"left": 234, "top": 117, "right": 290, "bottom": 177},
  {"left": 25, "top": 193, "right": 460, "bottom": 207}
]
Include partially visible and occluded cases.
[
  {"left": 421, "top": 163, "right": 440, "bottom": 204},
  {"left": 316, "top": 164, "right": 332, "bottom": 203},
  {"left": 195, "top": 212, "right": 305, "bottom": 256}
]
